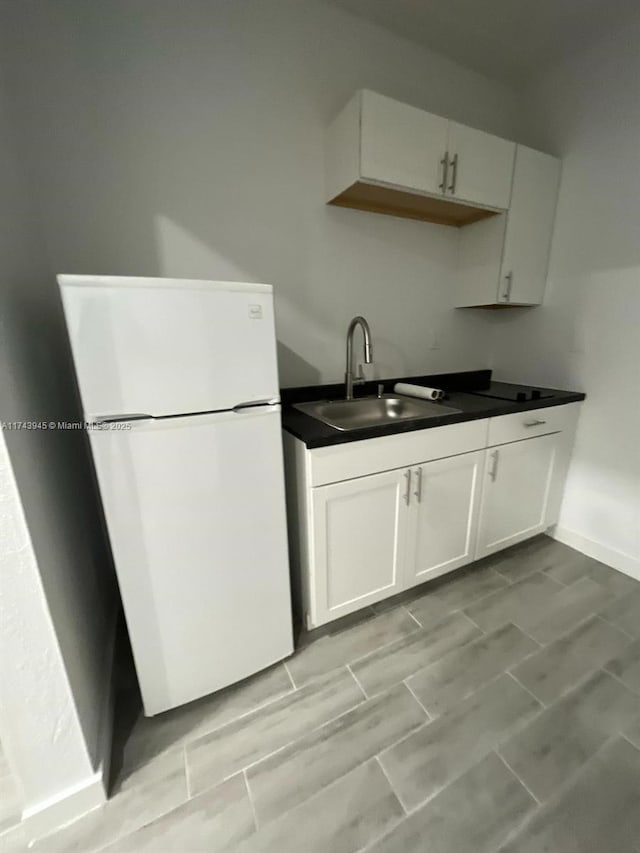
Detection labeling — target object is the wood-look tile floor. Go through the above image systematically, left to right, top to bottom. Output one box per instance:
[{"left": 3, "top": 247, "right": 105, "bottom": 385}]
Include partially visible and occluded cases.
[{"left": 3, "top": 536, "right": 640, "bottom": 853}]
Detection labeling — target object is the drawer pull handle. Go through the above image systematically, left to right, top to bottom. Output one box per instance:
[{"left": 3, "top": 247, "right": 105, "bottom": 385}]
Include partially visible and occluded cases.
[
  {"left": 524, "top": 419, "right": 547, "bottom": 427},
  {"left": 489, "top": 449, "right": 500, "bottom": 482},
  {"left": 414, "top": 467, "right": 423, "bottom": 503},
  {"left": 403, "top": 469, "right": 412, "bottom": 505}
]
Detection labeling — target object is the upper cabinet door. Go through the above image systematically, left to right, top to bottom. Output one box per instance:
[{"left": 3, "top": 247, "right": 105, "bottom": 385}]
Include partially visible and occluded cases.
[
  {"left": 360, "top": 90, "right": 448, "bottom": 196},
  {"left": 447, "top": 122, "right": 515, "bottom": 210},
  {"left": 499, "top": 146, "right": 562, "bottom": 305}
]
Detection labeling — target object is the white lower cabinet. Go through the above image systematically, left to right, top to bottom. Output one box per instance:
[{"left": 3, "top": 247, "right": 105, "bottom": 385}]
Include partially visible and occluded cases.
[
  {"left": 284, "top": 403, "right": 579, "bottom": 629},
  {"left": 475, "top": 433, "right": 559, "bottom": 559},
  {"left": 310, "top": 450, "right": 484, "bottom": 625},
  {"left": 407, "top": 451, "right": 484, "bottom": 588},
  {"left": 310, "top": 468, "right": 409, "bottom": 624}
]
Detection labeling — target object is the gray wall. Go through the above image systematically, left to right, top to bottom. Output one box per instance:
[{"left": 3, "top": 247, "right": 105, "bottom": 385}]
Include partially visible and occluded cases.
[
  {"left": 1, "top": 0, "right": 523, "bottom": 386},
  {"left": 489, "top": 10, "right": 640, "bottom": 575},
  {"left": 0, "top": 54, "right": 116, "bottom": 814}
]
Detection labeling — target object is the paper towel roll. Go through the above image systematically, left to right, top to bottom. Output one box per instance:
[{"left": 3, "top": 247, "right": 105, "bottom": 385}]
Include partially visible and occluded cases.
[{"left": 394, "top": 382, "right": 444, "bottom": 401}]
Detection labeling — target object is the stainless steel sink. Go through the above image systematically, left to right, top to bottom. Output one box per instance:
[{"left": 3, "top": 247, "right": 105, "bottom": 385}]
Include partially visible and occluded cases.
[{"left": 293, "top": 395, "right": 461, "bottom": 432}]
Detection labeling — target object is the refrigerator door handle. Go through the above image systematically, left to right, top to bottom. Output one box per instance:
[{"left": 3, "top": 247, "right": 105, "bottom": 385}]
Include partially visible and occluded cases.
[
  {"left": 233, "top": 398, "right": 280, "bottom": 412},
  {"left": 92, "top": 413, "right": 154, "bottom": 424}
]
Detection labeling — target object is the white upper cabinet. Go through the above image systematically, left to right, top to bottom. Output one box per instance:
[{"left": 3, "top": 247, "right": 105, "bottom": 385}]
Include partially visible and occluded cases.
[
  {"left": 325, "top": 90, "right": 519, "bottom": 227},
  {"left": 325, "top": 90, "right": 561, "bottom": 308},
  {"left": 360, "top": 90, "right": 448, "bottom": 196},
  {"left": 445, "top": 122, "right": 515, "bottom": 211},
  {"left": 456, "top": 144, "right": 561, "bottom": 307},
  {"left": 500, "top": 146, "right": 562, "bottom": 305}
]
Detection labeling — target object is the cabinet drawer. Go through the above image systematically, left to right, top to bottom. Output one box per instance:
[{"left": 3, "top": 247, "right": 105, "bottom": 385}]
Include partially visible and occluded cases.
[
  {"left": 487, "top": 404, "right": 579, "bottom": 447},
  {"left": 310, "top": 419, "right": 487, "bottom": 487}
]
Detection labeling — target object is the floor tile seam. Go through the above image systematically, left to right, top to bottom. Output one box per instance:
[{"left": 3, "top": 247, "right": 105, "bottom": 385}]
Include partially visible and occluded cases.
[
  {"left": 492, "top": 563, "right": 540, "bottom": 585},
  {"left": 541, "top": 566, "right": 574, "bottom": 587},
  {"left": 435, "top": 569, "right": 511, "bottom": 612},
  {"left": 403, "top": 605, "right": 424, "bottom": 629},
  {"left": 513, "top": 607, "right": 615, "bottom": 648},
  {"left": 458, "top": 608, "right": 487, "bottom": 634},
  {"left": 509, "top": 611, "right": 628, "bottom": 667},
  {"left": 592, "top": 614, "right": 639, "bottom": 644},
  {"left": 597, "top": 614, "right": 638, "bottom": 643},
  {"left": 401, "top": 619, "right": 541, "bottom": 690},
  {"left": 501, "top": 619, "right": 544, "bottom": 650},
  {"left": 341, "top": 621, "right": 427, "bottom": 670},
  {"left": 354, "top": 627, "right": 485, "bottom": 700},
  {"left": 283, "top": 661, "right": 297, "bottom": 690},
  {"left": 184, "top": 662, "right": 378, "bottom": 756},
  {"left": 346, "top": 664, "right": 369, "bottom": 700},
  {"left": 601, "top": 666, "right": 640, "bottom": 698},
  {"left": 414, "top": 667, "right": 537, "bottom": 721},
  {"left": 503, "top": 670, "right": 548, "bottom": 710},
  {"left": 402, "top": 679, "right": 432, "bottom": 721},
  {"left": 181, "top": 683, "right": 299, "bottom": 750},
  {"left": 211, "top": 690, "right": 372, "bottom": 786},
  {"left": 247, "top": 725, "right": 424, "bottom": 832},
  {"left": 491, "top": 728, "right": 631, "bottom": 853},
  {"left": 516, "top": 730, "right": 631, "bottom": 817},
  {"left": 619, "top": 732, "right": 640, "bottom": 752},
  {"left": 395, "top": 741, "right": 522, "bottom": 821},
  {"left": 183, "top": 743, "right": 191, "bottom": 799},
  {"left": 492, "top": 747, "right": 542, "bottom": 806},
  {"left": 374, "top": 756, "right": 409, "bottom": 816},
  {"left": 242, "top": 769, "right": 260, "bottom": 834},
  {"left": 81, "top": 782, "right": 194, "bottom": 853},
  {"left": 489, "top": 786, "right": 542, "bottom": 853},
  {"left": 352, "top": 803, "right": 408, "bottom": 853}
]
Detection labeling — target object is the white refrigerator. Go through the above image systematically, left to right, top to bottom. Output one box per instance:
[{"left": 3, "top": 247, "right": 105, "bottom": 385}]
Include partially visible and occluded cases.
[{"left": 59, "top": 275, "right": 294, "bottom": 716}]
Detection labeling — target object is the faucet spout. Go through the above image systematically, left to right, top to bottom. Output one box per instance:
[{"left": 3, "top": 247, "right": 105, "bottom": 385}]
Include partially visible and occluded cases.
[{"left": 345, "top": 316, "right": 373, "bottom": 400}]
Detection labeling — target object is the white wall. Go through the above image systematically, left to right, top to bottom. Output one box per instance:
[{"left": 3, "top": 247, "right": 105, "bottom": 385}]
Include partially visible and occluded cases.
[
  {"left": 1, "top": 0, "right": 521, "bottom": 386},
  {"left": 490, "top": 12, "right": 640, "bottom": 576},
  {"left": 0, "top": 61, "right": 115, "bottom": 830}
]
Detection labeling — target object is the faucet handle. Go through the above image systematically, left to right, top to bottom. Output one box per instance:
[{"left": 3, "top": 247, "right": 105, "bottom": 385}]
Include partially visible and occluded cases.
[
  {"left": 354, "top": 363, "right": 366, "bottom": 384},
  {"left": 377, "top": 384, "right": 384, "bottom": 398}
]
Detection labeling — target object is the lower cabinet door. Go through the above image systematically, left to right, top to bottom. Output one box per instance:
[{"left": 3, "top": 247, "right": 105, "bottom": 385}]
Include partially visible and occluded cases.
[
  {"left": 476, "top": 433, "right": 559, "bottom": 559},
  {"left": 407, "top": 450, "right": 484, "bottom": 588},
  {"left": 310, "top": 468, "right": 409, "bottom": 625}
]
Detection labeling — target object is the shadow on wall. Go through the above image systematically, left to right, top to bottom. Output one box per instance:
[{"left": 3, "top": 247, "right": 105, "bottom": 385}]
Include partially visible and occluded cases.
[
  {"left": 16, "top": 0, "right": 492, "bottom": 387},
  {"left": 0, "top": 278, "right": 117, "bottom": 769},
  {"left": 277, "top": 342, "right": 321, "bottom": 387}
]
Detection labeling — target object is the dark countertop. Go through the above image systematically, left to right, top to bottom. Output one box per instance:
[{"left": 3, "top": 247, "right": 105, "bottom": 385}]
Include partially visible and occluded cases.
[{"left": 281, "top": 369, "right": 585, "bottom": 449}]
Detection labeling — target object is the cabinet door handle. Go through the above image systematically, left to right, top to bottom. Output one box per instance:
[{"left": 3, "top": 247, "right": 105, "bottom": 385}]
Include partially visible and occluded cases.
[
  {"left": 439, "top": 152, "right": 449, "bottom": 193},
  {"left": 448, "top": 153, "right": 458, "bottom": 194},
  {"left": 503, "top": 271, "right": 513, "bottom": 302},
  {"left": 524, "top": 419, "right": 547, "bottom": 427},
  {"left": 488, "top": 449, "right": 500, "bottom": 482},
  {"left": 414, "top": 467, "right": 423, "bottom": 503},
  {"left": 403, "top": 469, "right": 412, "bottom": 505}
]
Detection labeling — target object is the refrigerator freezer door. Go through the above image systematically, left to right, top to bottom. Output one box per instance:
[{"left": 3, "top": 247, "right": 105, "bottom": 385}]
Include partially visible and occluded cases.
[
  {"left": 59, "top": 276, "right": 280, "bottom": 419},
  {"left": 89, "top": 405, "right": 293, "bottom": 715}
]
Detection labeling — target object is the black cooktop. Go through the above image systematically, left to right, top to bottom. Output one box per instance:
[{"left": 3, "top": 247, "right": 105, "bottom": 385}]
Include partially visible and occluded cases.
[{"left": 470, "top": 381, "right": 556, "bottom": 403}]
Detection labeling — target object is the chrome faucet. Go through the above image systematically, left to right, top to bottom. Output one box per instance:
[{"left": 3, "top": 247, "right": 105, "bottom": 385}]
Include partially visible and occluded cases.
[{"left": 345, "top": 316, "right": 373, "bottom": 400}]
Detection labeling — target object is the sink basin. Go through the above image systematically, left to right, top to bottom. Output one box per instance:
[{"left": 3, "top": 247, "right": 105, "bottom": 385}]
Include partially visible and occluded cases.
[{"left": 293, "top": 395, "right": 461, "bottom": 432}]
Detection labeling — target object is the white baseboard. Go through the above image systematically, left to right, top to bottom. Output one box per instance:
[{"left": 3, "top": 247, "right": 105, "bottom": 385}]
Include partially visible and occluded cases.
[
  {"left": 550, "top": 525, "right": 640, "bottom": 582},
  {"left": 20, "top": 607, "right": 119, "bottom": 842},
  {"left": 21, "top": 772, "right": 106, "bottom": 840}
]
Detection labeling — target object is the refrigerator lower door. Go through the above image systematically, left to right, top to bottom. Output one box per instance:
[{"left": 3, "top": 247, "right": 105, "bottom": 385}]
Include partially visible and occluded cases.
[{"left": 89, "top": 404, "right": 293, "bottom": 715}]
